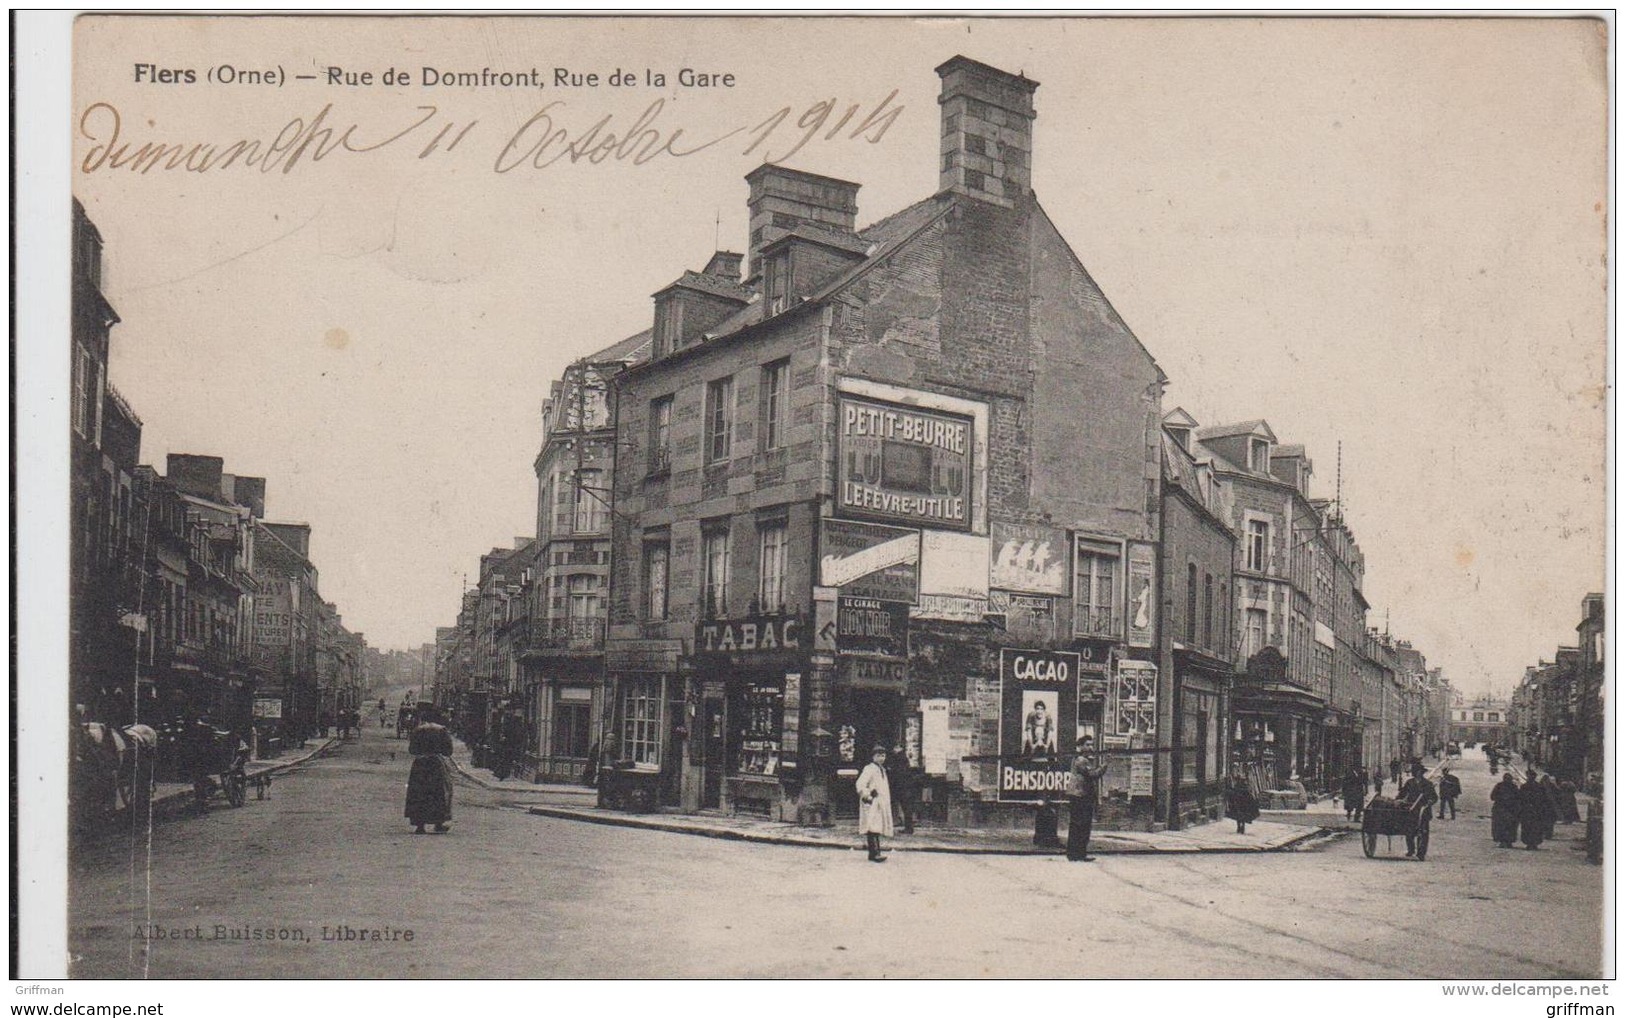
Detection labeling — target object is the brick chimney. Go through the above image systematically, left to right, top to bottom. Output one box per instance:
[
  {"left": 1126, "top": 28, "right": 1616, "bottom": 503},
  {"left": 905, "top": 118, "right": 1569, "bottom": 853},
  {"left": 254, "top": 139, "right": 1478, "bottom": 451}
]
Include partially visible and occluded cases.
[
  {"left": 936, "top": 56, "right": 1038, "bottom": 207},
  {"left": 744, "top": 165, "right": 860, "bottom": 283},
  {"left": 166, "top": 453, "right": 224, "bottom": 500},
  {"left": 232, "top": 476, "right": 267, "bottom": 518}
]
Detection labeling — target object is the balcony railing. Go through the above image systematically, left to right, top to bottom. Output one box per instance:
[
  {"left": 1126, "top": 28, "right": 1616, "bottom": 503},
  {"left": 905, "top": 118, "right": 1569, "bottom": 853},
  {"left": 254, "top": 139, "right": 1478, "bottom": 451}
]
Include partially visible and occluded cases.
[
  {"left": 1074, "top": 605, "right": 1120, "bottom": 639},
  {"left": 520, "top": 616, "right": 605, "bottom": 654}
]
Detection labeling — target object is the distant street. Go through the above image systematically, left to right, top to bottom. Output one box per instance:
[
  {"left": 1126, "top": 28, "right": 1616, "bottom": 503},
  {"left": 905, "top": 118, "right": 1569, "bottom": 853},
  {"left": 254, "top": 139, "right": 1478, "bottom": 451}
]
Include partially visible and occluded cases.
[{"left": 69, "top": 735, "right": 1603, "bottom": 979}]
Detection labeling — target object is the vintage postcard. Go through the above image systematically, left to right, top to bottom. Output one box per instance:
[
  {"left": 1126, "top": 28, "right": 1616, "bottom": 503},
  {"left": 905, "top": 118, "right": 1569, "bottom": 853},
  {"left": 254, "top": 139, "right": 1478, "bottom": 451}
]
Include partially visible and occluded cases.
[{"left": 23, "top": 13, "right": 1612, "bottom": 990}]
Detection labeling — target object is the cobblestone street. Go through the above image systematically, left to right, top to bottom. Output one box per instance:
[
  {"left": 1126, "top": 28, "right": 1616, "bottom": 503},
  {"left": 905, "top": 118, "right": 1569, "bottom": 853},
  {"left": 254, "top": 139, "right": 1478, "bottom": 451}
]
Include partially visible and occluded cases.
[{"left": 68, "top": 734, "right": 1603, "bottom": 979}]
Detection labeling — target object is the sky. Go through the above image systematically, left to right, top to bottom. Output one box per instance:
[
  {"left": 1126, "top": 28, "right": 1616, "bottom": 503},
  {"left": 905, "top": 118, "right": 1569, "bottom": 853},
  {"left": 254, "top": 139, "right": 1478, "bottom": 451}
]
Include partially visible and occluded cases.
[{"left": 68, "top": 16, "right": 1608, "bottom": 697}]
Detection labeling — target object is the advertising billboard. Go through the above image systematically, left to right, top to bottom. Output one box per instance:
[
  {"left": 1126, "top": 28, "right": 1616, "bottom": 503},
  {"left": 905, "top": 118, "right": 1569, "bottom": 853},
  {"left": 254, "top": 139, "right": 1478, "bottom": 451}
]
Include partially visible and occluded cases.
[
  {"left": 837, "top": 394, "right": 972, "bottom": 530},
  {"left": 818, "top": 519, "right": 920, "bottom": 603},
  {"left": 990, "top": 522, "right": 1070, "bottom": 594},
  {"left": 996, "top": 648, "right": 1081, "bottom": 801}
]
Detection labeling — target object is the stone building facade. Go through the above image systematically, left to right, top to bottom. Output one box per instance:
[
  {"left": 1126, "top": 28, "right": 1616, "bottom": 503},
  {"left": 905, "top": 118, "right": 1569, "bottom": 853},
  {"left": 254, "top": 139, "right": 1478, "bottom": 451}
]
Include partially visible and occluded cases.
[{"left": 601, "top": 56, "right": 1173, "bottom": 829}]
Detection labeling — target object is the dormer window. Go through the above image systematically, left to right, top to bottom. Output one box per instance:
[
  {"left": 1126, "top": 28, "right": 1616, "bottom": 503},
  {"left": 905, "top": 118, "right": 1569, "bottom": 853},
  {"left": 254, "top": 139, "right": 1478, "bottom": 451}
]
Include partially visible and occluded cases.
[
  {"left": 764, "top": 251, "right": 790, "bottom": 316},
  {"left": 1169, "top": 427, "right": 1191, "bottom": 452},
  {"left": 1249, "top": 438, "right": 1271, "bottom": 473}
]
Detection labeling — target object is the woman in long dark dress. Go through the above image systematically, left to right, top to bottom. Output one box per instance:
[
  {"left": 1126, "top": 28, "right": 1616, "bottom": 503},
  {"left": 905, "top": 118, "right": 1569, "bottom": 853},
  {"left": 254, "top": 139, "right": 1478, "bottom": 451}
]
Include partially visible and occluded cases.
[
  {"left": 405, "top": 712, "right": 455, "bottom": 834},
  {"left": 1225, "top": 771, "right": 1261, "bottom": 834},
  {"left": 1490, "top": 771, "right": 1520, "bottom": 847},
  {"left": 1519, "top": 773, "right": 1554, "bottom": 850}
]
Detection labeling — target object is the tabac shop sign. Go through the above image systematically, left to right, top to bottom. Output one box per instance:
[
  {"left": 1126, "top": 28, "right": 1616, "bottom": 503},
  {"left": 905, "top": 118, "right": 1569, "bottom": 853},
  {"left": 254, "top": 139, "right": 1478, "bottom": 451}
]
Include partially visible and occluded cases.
[
  {"left": 837, "top": 395, "right": 972, "bottom": 530},
  {"left": 694, "top": 615, "right": 802, "bottom": 658}
]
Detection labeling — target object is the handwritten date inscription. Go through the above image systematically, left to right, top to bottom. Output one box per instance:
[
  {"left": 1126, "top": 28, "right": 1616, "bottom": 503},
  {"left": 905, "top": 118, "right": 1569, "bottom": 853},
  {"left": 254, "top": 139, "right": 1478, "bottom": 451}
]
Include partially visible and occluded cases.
[{"left": 77, "top": 92, "right": 902, "bottom": 176}]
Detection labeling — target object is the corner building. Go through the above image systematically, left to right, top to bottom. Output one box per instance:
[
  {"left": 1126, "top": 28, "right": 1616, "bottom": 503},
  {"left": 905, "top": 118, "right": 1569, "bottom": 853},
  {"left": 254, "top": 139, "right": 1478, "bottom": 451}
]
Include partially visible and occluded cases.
[{"left": 604, "top": 57, "right": 1173, "bottom": 829}]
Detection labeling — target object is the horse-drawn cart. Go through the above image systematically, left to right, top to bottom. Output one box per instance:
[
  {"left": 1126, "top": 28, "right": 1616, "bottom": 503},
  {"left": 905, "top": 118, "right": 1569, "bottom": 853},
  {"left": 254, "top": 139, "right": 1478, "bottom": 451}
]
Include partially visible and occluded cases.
[
  {"left": 190, "top": 727, "right": 250, "bottom": 811},
  {"left": 1360, "top": 795, "right": 1429, "bottom": 860}
]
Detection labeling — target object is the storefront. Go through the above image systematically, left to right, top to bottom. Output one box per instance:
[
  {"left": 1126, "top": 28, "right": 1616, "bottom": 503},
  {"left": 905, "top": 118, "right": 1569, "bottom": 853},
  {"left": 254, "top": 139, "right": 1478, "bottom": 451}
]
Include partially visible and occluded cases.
[
  {"left": 685, "top": 613, "right": 806, "bottom": 817},
  {"left": 601, "top": 639, "right": 684, "bottom": 810},
  {"left": 1168, "top": 649, "right": 1232, "bottom": 828},
  {"left": 527, "top": 656, "right": 602, "bottom": 783}
]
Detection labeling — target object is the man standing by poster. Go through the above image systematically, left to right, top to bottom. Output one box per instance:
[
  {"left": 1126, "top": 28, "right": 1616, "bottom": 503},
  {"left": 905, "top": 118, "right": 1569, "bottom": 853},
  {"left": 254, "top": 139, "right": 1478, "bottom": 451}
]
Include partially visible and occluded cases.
[{"left": 1067, "top": 735, "right": 1109, "bottom": 862}]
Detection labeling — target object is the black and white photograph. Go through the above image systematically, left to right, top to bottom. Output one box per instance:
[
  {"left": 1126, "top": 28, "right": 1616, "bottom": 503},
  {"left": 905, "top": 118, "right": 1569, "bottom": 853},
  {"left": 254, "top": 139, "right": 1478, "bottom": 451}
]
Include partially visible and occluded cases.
[{"left": 13, "top": 11, "right": 1613, "bottom": 1000}]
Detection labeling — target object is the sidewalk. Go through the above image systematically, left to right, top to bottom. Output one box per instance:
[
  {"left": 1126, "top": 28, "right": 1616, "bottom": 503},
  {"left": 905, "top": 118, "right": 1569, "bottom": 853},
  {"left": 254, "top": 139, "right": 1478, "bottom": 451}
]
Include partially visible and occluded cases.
[
  {"left": 447, "top": 739, "right": 597, "bottom": 800},
  {"left": 447, "top": 739, "right": 1333, "bottom": 854},
  {"left": 517, "top": 801, "right": 1329, "bottom": 855}
]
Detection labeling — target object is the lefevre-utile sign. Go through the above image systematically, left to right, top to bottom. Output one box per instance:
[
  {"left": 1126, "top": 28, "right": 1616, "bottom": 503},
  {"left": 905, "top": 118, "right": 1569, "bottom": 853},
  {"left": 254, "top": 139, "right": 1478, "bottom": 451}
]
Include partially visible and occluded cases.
[{"left": 837, "top": 394, "right": 972, "bottom": 530}]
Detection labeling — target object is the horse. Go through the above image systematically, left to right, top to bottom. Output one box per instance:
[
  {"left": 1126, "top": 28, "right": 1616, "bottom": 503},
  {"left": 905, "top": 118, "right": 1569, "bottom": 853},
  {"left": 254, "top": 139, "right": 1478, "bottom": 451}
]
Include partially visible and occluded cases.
[{"left": 71, "top": 721, "right": 159, "bottom": 825}]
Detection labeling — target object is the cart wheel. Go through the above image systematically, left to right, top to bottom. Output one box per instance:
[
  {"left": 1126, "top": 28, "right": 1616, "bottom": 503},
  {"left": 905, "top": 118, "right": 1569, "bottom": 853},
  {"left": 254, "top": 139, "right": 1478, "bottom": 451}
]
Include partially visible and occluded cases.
[
  {"left": 1416, "top": 826, "right": 1429, "bottom": 862},
  {"left": 1361, "top": 831, "right": 1377, "bottom": 857}
]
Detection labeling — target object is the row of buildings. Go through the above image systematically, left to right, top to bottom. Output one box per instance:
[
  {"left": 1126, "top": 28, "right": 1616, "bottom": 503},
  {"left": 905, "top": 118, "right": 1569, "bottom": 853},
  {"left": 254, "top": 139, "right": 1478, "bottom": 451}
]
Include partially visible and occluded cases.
[
  {"left": 431, "top": 56, "right": 1449, "bottom": 830},
  {"left": 71, "top": 199, "right": 368, "bottom": 759},
  {"left": 1507, "top": 594, "right": 1606, "bottom": 789}
]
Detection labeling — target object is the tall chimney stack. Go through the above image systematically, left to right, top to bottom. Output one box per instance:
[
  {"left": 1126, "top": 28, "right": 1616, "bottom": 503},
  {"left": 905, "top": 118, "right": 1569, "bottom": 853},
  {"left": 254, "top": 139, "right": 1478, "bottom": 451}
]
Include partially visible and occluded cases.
[
  {"left": 936, "top": 56, "right": 1039, "bottom": 207},
  {"left": 744, "top": 165, "right": 860, "bottom": 284}
]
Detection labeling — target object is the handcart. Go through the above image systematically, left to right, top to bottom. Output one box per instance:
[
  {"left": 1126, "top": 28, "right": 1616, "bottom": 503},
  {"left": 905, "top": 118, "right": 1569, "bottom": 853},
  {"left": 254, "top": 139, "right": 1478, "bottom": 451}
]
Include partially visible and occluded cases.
[{"left": 1360, "top": 795, "right": 1428, "bottom": 860}]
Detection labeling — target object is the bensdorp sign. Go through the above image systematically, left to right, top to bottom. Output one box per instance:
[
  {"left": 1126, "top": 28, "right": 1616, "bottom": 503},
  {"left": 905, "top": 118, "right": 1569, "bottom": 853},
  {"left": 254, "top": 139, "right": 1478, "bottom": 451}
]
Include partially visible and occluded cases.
[{"left": 996, "top": 648, "right": 1081, "bottom": 801}]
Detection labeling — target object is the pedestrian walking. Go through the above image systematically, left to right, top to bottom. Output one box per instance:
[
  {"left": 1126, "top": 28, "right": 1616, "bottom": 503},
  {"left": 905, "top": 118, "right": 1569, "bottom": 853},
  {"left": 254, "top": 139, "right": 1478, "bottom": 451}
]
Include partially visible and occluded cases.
[
  {"left": 405, "top": 709, "right": 455, "bottom": 835},
  {"left": 1065, "top": 735, "right": 1108, "bottom": 861},
  {"left": 886, "top": 744, "right": 917, "bottom": 836},
  {"left": 855, "top": 745, "right": 893, "bottom": 862},
  {"left": 1389, "top": 758, "right": 1402, "bottom": 786},
  {"left": 1398, "top": 762, "right": 1437, "bottom": 859},
  {"left": 1341, "top": 766, "right": 1367, "bottom": 821},
  {"left": 1437, "top": 767, "right": 1461, "bottom": 820},
  {"left": 1226, "top": 770, "right": 1261, "bottom": 834},
  {"left": 1371, "top": 771, "right": 1385, "bottom": 799},
  {"left": 1490, "top": 771, "right": 1520, "bottom": 847},
  {"left": 1518, "top": 771, "right": 1554, "bottom": 850},
  {"left": 1540, "top": 775, "right": 1565, "bottom": 837},
  {"left": 1558, "top": 779, "right": 1582, "bottom": 825}
]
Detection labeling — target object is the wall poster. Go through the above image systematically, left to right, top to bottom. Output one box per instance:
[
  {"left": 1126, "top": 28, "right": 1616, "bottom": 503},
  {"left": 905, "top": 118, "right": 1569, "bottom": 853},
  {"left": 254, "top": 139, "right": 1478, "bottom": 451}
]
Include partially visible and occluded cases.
[{"left": 996, "top": 648, "right": 1081, "bottom": 801}]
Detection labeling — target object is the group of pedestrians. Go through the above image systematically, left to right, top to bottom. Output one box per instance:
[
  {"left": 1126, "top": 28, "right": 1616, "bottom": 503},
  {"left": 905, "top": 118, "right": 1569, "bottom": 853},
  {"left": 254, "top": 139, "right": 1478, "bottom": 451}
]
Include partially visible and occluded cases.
[
  {"left": 853, "top": 734, "right": 1113, "bottom": 863},
  {"left": 1490, "top": 765, "right": 1581, "bottom": 850}
]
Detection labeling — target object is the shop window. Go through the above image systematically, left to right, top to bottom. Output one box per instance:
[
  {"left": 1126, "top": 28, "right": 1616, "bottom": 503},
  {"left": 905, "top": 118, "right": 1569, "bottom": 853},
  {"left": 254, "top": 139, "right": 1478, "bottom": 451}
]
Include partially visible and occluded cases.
[
  {"left": 621, "top": 677, "right": 664, "bottom": 767},
  {"left": 733, "top": 680, "right": 784, "bottom": 776},
  {"left": 553, "top": 693, "right": 592, "bottom": 759},
  {"left": 1181, "top": 697, "right": 1202, "bottom": 784}
]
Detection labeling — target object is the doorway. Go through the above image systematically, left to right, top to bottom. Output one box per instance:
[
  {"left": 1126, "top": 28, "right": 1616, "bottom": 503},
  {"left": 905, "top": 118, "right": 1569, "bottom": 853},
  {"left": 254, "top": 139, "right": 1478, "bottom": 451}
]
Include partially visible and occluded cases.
[{"left": 701, "top": 698, "right": 725, "bottom": 809}]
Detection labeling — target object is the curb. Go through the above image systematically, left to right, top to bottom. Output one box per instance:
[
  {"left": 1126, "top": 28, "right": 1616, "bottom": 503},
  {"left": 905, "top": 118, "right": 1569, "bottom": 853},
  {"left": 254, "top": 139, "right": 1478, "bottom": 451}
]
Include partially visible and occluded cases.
[
  {"left": 447, "top": 753, "right": 597, "bottom": 798},
  {"left": 523, "top": 804, "right": 1329, "bottom": 856}
]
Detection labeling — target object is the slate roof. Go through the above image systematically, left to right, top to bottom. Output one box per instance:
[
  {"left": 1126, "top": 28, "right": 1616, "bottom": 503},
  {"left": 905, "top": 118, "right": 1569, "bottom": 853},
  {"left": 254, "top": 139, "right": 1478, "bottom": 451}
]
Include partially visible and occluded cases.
[
  {"left": 653, "top": 271, "right": 754, "bottom": 303},
  {"left": 586, "top": 328, "right": 652, "bottom": 366},
  {"left": 1193, "top": 419, "right": 1277, "bottom": 443}
]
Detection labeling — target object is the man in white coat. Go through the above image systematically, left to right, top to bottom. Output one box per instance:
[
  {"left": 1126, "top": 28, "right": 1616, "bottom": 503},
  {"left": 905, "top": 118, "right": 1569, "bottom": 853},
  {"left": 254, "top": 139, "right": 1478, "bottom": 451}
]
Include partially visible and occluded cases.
[{"left": 856, "top": 745, "right": 894, "bottom": 862}]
